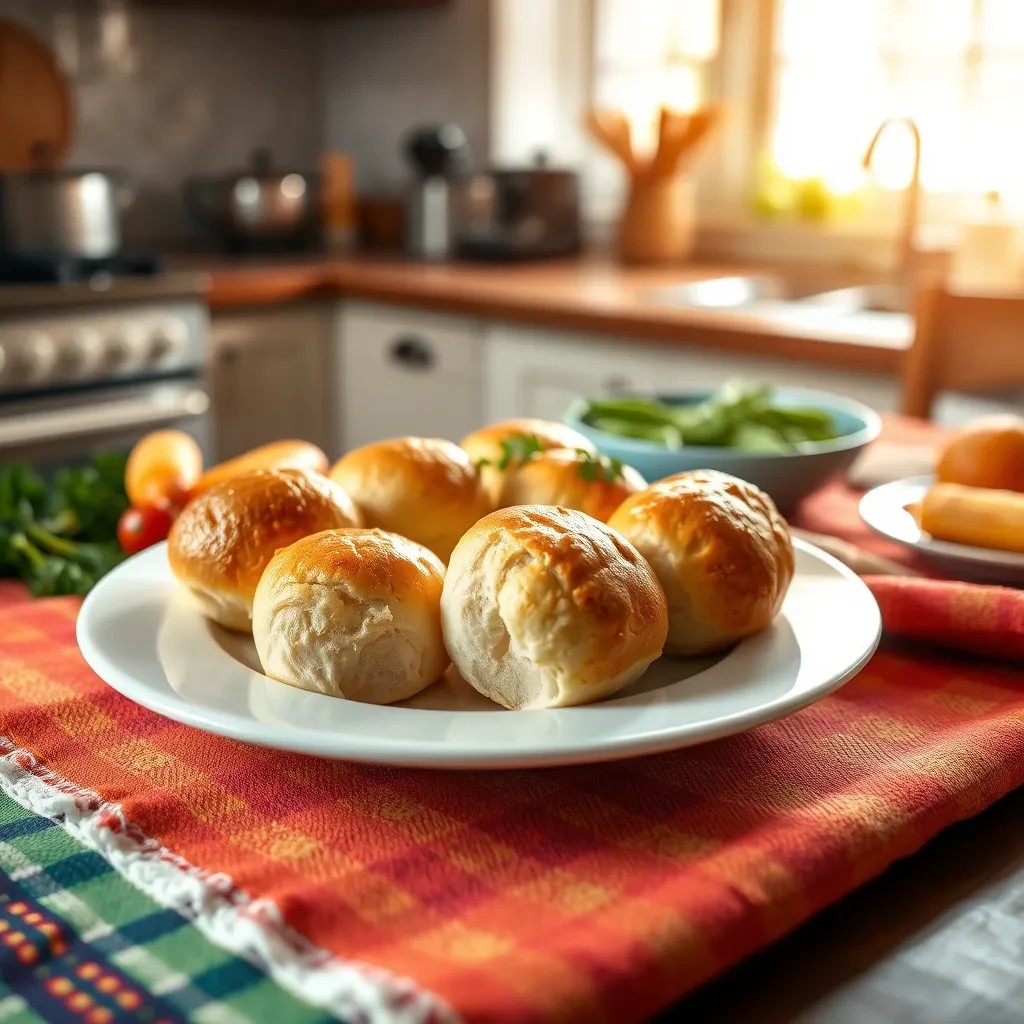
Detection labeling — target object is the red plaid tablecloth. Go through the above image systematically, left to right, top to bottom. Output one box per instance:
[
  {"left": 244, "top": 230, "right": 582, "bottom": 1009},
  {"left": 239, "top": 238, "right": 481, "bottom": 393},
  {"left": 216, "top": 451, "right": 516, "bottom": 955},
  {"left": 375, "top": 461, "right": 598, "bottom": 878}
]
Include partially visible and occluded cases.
[{"left": 1, "top": 415, "right": 1023, "bottom": 1024}]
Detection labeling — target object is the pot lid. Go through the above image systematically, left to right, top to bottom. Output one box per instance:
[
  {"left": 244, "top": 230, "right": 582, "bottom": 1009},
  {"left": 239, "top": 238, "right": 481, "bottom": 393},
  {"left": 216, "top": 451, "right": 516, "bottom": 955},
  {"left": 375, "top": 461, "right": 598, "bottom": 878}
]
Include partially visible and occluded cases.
[{"left": 0, "top": 19, "right": 74, "bottom": 171}]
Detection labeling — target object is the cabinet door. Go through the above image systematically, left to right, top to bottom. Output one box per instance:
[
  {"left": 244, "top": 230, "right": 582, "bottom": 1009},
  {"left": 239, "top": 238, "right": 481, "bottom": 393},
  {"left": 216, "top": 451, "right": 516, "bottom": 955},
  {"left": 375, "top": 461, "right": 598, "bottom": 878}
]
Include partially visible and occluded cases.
[
  {"left": 336, "top": 303, "right": 484, "bottom": 451},
  {"left": 210, "top": 305, "right": 331, "bottom": 461},
  {"left": 484, "top": 324, "right": 898, "bottom": 422}
]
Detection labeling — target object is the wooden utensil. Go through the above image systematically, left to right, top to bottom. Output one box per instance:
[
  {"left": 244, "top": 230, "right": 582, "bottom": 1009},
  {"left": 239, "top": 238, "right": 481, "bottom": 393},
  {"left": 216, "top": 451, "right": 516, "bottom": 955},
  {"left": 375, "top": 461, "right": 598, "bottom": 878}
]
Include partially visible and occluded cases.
[
  {"left": 0, "top": 19, "right": 74, "bottom": 170},
  {"left": 650, "top": 105, "right": 720, "bottom": 179},
  {"left": 585, "top": 107, "right": 635, "bottom": 174}
]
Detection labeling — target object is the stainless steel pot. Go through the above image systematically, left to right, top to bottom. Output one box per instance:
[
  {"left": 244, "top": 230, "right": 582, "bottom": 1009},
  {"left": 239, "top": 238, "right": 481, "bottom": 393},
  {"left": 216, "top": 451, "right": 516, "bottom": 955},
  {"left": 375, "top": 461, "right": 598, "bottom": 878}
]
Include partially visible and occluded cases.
[
  {"left": 184, "top": 148, "right": 318, "bottom": 246},
  {"left": 0, "top": 165, "right": 132, "bottom": 260}
]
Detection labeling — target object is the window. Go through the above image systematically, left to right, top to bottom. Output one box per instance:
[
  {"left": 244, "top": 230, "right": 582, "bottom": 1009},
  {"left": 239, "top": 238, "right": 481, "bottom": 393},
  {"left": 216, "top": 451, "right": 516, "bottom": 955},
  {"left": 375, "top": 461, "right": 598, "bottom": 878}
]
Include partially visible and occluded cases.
[
  {"left": 592, "top": 0, "right": 721, "bottom": 156},
  {"left": 771, "top": 0, "right": 1024, "bottom": 200}
]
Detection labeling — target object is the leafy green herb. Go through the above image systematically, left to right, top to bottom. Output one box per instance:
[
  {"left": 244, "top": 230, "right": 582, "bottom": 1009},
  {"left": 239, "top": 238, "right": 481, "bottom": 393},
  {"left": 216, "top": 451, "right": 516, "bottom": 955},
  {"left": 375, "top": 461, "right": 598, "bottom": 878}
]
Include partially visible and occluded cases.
[
  {"left": 476, "top": 433, "right": 545, "bottom": 471},
  {"left": 574, "top": 449, "right": 625, "bottom": 483},
  {"left": 0, "top": 454, "right": 130, "bottom": 597}
]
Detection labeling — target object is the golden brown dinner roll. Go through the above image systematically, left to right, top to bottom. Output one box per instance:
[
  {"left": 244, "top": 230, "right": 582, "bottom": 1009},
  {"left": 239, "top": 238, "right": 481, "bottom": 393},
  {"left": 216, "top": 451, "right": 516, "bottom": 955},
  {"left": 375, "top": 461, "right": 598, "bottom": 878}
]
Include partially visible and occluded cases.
[
  {"left": 937, "top": 415, "right": 1024, "bottom": 492},
  {"left": 460, "top": 418, "right": 597, "bottom": 503},
  {"left": 328, "top": 437, "right": 492, "bottom": 562},
  {"left": 190, "top": 439, "right": 329, "bottom": 498},
  {"left": 498, "top": 448, "right": 646, "bottom": 523},
  {"left": 168, "top": 468, "right": 361, "bottom": 631},
  {"left": 607, "top": 470, "right": 793, "bottom": 656},
  {"left": 913, "top": 482, "right": 1024, "bottom": 553},
  {"left": 441, "top": 505, "right": 668, "bottom": 709},
  {"left": 253, "top": 529, "right": 448, "bottom": 703}
]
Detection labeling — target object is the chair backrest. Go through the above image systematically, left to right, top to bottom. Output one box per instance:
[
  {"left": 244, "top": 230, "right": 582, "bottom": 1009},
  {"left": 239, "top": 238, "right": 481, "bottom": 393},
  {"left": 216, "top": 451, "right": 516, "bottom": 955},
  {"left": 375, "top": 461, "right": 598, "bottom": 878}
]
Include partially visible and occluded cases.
[{"left": 901, "top": 281, "right": 1024, "bottom": 419}]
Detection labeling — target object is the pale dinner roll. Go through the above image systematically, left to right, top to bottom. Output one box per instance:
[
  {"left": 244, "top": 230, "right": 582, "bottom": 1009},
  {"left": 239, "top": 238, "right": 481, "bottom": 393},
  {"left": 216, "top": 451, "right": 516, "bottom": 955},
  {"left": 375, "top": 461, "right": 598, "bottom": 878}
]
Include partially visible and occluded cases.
[
  {"left": 460, "top": 418, "right": 597, "bottom": 503},
  {"left": 328, "top": 437, "right": 492, "bottom": 562},
  {"left": 498, "top": 448, "right": 646, "bottom": 522},
  {"left": 168, "top": 468, "right": 361, "bottom": 632},
  {"left": 607, "top": 469, "right": 794, "bottom": 656},
  {"left": 441, "top": 505, "right": 668, "bottom": 709},
  {"left": 253, "top": 529, "right": 448, "bottom": 704}
]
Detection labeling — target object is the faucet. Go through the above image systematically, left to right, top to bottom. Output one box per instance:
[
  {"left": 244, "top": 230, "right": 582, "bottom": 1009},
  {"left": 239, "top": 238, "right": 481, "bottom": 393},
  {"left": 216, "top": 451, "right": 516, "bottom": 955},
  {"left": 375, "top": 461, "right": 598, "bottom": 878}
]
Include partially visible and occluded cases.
[{"left": 862, "top": 116, "right": 922, "bottom": 291}]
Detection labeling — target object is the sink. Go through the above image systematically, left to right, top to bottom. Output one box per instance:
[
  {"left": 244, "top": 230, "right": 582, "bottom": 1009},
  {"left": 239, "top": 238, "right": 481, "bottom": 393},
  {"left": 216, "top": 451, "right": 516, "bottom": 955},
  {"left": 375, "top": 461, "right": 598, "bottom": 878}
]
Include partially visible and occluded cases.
[{"left": 644, "top": 275, "right": 909, "bottom": 316}]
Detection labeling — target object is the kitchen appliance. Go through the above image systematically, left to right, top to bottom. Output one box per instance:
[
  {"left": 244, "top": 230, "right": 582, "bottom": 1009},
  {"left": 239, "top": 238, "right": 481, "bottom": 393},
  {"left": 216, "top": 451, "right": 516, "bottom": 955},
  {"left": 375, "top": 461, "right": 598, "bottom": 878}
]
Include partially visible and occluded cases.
[
  {"left": 403, "top": 124, "right": 470, "bottom": 260},
  {"left": 0, "top": 148, "right": 133, "bottom": 262},
  {"left": 184, "top": 148, "right": 319, "bottom": 252},
  {"left": 454, "top": 157, "right": 581, "bottom": 261},
  {"left": 0, "top": 265, "right": 211, "bottom": 469}
]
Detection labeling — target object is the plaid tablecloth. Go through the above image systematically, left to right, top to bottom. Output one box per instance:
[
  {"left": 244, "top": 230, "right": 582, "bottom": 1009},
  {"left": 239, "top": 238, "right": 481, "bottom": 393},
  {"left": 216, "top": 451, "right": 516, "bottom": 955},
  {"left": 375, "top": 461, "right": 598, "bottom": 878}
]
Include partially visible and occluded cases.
[{"left": 2, "top": 415, "right": 1024, "bottom": 1024}]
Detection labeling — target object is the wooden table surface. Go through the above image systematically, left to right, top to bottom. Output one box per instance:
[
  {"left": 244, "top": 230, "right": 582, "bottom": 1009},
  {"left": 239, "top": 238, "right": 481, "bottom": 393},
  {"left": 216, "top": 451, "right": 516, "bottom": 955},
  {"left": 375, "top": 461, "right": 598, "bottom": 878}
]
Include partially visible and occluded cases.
[{"left": 661, "top": 785, "right": 1024, "bottom": 1023}]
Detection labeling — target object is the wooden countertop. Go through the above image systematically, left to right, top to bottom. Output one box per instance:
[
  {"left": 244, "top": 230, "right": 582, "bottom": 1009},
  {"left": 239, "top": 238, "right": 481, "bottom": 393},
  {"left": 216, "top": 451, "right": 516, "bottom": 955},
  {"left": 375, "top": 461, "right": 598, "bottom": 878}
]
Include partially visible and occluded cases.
[{"left": 182, "top": 254, "right": 913, "bottom": 374}]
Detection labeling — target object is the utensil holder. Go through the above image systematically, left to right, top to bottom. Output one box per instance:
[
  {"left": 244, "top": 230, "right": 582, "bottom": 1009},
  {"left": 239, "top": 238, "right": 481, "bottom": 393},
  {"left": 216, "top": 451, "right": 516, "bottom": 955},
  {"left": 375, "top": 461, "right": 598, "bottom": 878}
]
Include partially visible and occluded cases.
[{"left": 617, "top": 174, "right": 696, "bottom": 265}]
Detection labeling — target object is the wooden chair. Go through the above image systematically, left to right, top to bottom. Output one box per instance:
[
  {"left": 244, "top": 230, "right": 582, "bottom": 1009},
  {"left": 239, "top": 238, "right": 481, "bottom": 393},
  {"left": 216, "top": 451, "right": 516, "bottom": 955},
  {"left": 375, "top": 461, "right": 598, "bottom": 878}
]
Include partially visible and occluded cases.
[{"left": 902, "top": 281, "right": 1024, "bottom": 419}]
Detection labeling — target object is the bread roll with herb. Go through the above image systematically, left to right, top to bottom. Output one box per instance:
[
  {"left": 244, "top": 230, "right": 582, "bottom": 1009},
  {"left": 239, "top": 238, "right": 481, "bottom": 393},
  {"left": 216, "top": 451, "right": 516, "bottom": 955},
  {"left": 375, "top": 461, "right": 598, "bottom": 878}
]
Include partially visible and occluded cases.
[
  {"left": 460, "top": 419, "right": 597, "bottom": 503},
  {"left": 328, "top": 437, "right": 492, "bottom": 562},
  {"left": 498, "top": 448, "right": 646, "bottom": 522},
  {"left": 608, "top": 469, "right": 793, "bottom": 655},
  {"left": 441, "top": 505, "right": 668, "bottom": 709}
]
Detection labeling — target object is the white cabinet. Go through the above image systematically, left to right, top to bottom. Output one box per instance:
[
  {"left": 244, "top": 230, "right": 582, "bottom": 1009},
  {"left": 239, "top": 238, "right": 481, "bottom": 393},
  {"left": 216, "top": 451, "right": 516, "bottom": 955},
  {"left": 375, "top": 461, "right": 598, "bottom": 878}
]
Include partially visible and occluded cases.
[
  {"left": 336, "top": 302, "right": 485, "bottom": 451},
  {"left": 210, "top": 304, "right": 332, "bottom": 461},
  {"left": 484, "top": 323, "right": 898, "bottom": 422}
]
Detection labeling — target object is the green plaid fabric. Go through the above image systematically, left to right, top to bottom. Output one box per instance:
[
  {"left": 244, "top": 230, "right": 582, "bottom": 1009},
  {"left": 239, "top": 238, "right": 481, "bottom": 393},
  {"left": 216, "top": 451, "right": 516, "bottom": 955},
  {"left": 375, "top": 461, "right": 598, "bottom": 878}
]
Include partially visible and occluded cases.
[{"left": 0, "top": 790, "right": 336, "bottom": 1024}]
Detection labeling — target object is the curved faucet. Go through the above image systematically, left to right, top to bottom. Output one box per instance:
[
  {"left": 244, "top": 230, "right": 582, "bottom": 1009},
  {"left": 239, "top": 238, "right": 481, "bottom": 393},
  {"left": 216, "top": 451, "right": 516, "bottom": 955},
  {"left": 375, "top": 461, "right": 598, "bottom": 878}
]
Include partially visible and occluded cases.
[{"left": 863, "top": 116, "right": 922, "bottom": 288}]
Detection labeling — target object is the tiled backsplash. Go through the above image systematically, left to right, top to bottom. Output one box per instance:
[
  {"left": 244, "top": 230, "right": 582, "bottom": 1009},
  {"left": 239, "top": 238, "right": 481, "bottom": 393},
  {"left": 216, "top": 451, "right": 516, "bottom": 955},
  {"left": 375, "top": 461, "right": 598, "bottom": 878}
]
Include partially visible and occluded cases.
[
  {"left": 0, "top": 0, "right": 489, "bottom": 246},
  {"left": 1, "top": 1, "right": 321, "bottom": 245}
]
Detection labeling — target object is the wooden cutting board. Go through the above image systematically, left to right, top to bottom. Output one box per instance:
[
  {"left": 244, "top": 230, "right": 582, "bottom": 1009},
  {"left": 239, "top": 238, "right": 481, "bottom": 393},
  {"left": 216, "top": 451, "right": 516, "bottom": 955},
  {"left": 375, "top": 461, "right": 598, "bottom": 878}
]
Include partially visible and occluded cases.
[{"left": 0, "top": 18, "right": 74, "bottom": 170}]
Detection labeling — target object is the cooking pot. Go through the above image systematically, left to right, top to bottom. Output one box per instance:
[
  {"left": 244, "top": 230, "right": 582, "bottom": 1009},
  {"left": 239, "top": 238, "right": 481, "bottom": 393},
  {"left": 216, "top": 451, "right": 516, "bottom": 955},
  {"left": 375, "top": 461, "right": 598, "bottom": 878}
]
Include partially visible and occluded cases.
[
  {"left": 0, "top": 144, "right": 133, "bottom": 260},
  {"left": 184, "top": 148, "right": 319, "bottom": 246}
]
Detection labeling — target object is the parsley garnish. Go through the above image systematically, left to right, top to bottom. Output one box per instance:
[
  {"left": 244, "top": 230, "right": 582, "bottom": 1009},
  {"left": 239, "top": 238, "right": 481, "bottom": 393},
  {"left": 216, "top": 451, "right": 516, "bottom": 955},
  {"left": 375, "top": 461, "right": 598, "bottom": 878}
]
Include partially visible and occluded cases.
[
  {"left": 476, "top": 433, "right": 545, "bottom": 471},
  {"left": 575, "top": 449, "right": 625, "bottom": 483}
]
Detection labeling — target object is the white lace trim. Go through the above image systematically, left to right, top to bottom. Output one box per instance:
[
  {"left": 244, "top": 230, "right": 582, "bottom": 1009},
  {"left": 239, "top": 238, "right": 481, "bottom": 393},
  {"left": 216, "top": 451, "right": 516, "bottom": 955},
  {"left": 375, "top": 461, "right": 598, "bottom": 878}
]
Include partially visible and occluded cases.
[{"left": 0, "top": 739, "right": 458, "bottom": 1024}]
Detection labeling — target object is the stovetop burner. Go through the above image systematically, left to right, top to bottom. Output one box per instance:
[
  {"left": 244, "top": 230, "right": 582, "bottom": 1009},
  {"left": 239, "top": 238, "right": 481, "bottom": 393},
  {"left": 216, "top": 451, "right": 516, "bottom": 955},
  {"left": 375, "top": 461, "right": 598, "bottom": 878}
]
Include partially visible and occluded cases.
[{"left": 0, "top": 251, "right": 164, "bottom": 285}]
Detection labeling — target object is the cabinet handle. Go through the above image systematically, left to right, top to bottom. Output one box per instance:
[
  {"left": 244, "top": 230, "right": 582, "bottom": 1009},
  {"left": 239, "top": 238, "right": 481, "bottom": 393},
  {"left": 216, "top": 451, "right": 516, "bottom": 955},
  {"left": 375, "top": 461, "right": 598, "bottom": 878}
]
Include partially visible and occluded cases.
[
  {"left": 389, "top": 336, "right": 435, "bottom": 371},
  {"left": 604, "top": 374, "right": 632, "bottom": 393}
]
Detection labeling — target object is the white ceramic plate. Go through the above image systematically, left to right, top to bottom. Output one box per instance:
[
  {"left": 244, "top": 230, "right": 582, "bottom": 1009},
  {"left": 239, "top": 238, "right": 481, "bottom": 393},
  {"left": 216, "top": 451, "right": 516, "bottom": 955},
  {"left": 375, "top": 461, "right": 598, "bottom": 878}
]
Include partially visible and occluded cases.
[
  {"left": 859, "top": 474, "right": 1024, "bottom": 586},
  {"left": 77, "top": 538, "right": 880, "bottom": 770}
]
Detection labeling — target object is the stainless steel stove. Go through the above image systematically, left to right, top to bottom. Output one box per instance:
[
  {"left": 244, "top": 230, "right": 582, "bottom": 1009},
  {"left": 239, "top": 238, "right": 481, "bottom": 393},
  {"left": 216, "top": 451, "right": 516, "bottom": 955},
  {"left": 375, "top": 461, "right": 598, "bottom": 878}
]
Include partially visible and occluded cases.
[{"left": 0, "top": 269, "right": 212, "bottom": 468}]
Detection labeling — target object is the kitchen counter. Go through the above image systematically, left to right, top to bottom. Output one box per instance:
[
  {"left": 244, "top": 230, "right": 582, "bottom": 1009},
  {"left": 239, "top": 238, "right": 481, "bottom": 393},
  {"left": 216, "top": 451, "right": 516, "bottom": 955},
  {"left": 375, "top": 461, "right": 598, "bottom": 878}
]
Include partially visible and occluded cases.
[{"left": 175, "top": 254, "right": 914, "bottom": 374}]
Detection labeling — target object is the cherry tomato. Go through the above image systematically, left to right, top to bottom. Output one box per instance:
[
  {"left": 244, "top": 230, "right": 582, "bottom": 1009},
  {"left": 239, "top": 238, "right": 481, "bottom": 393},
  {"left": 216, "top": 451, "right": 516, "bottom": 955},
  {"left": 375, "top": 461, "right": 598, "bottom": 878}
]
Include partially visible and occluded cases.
[{"left": 117, "top": 504, "right": 175, "bottom": 555}]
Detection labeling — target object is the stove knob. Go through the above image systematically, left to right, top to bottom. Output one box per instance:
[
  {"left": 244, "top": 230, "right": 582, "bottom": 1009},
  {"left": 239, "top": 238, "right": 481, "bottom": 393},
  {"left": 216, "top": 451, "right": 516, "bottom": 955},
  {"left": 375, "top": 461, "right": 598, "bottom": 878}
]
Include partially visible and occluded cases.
[
  {"left": 149, "top": 318, "right": 189, "bottom": 362},
  {"left": 61, "top": 328, "right": 104, "bottom": 377},
  {"left": 104, "top": 328, "right": 144, "bottom": 371},
  {"left": 10, "top": 332, "right": 58, "bottom": 385}
]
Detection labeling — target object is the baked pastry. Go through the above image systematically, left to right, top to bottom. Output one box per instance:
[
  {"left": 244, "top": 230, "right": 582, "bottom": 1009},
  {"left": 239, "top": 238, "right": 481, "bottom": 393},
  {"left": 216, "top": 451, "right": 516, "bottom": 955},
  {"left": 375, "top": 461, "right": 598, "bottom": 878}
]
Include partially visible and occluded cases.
[
  {"left": 937, "top": 415, "right": 1024, "bottom": 492},
  {"left": 460, "top": 418, "right": 596, "bottom": 503},
  {"left": 328, "top": 437, "right": 491, "bottom": 562},
  {"left": 191, "top": 440, "right": 329, "bottom": 497},
  {"left": 498, "top": 448, "right": 646, "bottom": 522},
  {"left": 168, "top": 468, "right": 361, "bottom": 631},
  {"left": 607, "top": 469, "right": 793, "bottom": 655},
  {"left": 913, "top": 482, "right": 1024, "bottom": 553},
  {"left": 441, "top": 505, "right": 668, "bottom": 709},
  {"left": 253, "top": 529, "right": 448, "bottom": 704}
]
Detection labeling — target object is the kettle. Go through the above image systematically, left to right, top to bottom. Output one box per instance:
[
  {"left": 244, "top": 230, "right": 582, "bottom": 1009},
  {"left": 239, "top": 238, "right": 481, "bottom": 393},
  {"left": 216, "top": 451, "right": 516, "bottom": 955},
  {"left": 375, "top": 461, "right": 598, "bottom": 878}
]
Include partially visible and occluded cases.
[{"left": 403, "top": 124, "right": 470, "bottom": 260}]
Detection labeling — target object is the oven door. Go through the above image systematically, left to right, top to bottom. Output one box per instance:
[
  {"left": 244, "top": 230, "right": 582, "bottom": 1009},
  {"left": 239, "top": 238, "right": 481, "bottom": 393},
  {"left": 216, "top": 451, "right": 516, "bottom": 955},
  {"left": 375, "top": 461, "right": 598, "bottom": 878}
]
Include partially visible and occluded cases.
[{"left": 0, "top": 379, "right": 212, "bottom": 470}]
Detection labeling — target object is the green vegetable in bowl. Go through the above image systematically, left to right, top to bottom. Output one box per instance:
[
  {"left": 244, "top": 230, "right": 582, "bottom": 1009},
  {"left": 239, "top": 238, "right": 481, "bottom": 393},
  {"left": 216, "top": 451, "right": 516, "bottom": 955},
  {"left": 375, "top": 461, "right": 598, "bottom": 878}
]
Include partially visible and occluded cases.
[
  {"left": 579, "top": 381, "right": 840, "bottom": 452},
  {"left": 0, "top": 454, "right": 129, "bottom": 597}
]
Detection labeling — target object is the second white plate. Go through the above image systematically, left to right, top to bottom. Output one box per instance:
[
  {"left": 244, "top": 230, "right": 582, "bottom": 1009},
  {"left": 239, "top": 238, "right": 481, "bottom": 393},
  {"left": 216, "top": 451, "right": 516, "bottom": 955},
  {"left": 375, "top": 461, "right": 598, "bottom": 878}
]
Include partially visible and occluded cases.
[
  {"left": 860, "top": 474, "right": 1024, "bottom": 585},
  {"left": 77, "top": 538, "right": 881, "bottom": 770}
]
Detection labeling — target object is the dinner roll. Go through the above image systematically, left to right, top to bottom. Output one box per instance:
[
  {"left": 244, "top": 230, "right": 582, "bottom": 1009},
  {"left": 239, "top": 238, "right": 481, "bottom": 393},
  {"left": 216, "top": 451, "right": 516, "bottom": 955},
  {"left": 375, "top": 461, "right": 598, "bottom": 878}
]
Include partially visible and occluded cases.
[
  {"left": 937, "top": 415, "right": 1024, "bottom": 492},
  {"left": 460, "top": 418, "right": 597, "bottom": 503},
  {"left": 328, "top": 437, "right": 491, "bottom": 562},
  {"left": 191, "top": 439, "right": 329, "bottom": 498},
  {"left": 498, "top": 448, "right": 646, "bottom": 522},
  {"left": 168, "top": 468, "right": 361, "bottom": 631},
  {"left": 608, "top": 470, "right": 793, "bottom": 655},
  {"left": 441, "top": 505, "right": 668, "bottom": 709},
  {"left": 253, "top": 529, "right": 448, "bottom": 704}
]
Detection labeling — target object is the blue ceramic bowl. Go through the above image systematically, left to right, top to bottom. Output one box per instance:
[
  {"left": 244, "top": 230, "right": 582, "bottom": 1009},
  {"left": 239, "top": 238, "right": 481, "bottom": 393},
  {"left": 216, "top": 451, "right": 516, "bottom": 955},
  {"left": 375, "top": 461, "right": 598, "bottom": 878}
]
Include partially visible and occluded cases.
[{"left": 565, "top": 386, "right": 881, "bottom": 512}]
